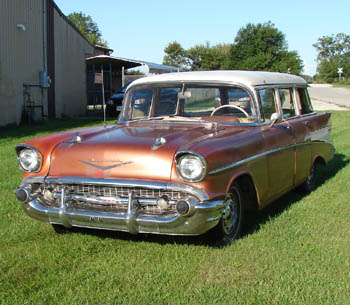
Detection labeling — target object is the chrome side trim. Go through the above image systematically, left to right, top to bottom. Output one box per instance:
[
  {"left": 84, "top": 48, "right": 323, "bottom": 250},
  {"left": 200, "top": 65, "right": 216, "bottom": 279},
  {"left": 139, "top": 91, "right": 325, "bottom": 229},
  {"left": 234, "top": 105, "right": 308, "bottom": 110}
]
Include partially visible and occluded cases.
[
  {"left": 209, "top": 138, "right": 332, "bottom": 175},
  {"left": 209, "top": 149, "right": 274, "bottom": 175},
  {"left": 21, "top": 176, "right": 209, "bottom": 202}
]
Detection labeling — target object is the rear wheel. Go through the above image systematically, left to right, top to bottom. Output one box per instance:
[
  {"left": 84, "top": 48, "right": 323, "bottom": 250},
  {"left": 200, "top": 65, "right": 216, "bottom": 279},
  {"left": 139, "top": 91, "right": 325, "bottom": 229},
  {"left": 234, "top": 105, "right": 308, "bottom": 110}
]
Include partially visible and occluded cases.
[
  {"left": 301, "top": 162, "right": 317, "bottom": 193},
  {"left": 210, "top": 183, "right": 245, "bottom": 246}
]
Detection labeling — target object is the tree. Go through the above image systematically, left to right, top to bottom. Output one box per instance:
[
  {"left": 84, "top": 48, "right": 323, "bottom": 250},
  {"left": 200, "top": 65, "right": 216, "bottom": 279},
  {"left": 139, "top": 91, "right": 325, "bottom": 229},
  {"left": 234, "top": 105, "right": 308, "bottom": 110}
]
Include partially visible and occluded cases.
[
  {"left": 68, "top": 12, "right": 108, "bottom": 46},
  {"left": 228, "top": 21, "right": 303, "bottom": 74},
  {"left": 162, "top": 22, "right": 302, "bottom": 74},
  {"left": 313, "top": 33, "right": 350, "bottom": 82},
  {"left": 163, "top": 41, "right": 187, "bottom": 69},
  {"left": 163, "top": 42, "right": 230, "bottom": 71},
  {"left": 187, "top": 43, "right": 230, "bottom": 70}
]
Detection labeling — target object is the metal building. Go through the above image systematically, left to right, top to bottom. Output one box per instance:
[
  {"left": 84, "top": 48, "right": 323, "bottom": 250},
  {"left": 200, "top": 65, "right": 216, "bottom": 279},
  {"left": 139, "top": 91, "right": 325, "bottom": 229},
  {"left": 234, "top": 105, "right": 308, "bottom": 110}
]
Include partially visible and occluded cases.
[{"left": 0, "top": 0, "right": 95, "bottom": 126}]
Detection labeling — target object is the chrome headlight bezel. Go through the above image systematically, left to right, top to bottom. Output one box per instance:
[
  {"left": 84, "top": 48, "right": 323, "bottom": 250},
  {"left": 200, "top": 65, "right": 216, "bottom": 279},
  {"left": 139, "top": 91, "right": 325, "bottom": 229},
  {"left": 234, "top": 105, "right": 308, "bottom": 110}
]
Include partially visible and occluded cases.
[
  {"left": 16, "top": 145, "right": 42, "bottom": 173},
  {"left": 175, "top": 151, "right": 207, "bottom": 182}
]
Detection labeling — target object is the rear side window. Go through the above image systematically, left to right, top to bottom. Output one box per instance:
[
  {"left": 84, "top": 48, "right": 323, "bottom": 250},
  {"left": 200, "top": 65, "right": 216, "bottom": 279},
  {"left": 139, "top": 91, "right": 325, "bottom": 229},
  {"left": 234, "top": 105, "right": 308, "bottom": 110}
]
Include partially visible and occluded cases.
[
  {"left": 279, "top": 88, "right": 296, "bottom": 119},
  {"left": 297, "top": 88, "right": 313, "bottom": 114},
  {"left": 258, "top": 89, "right": 277, "bottom": 122}
]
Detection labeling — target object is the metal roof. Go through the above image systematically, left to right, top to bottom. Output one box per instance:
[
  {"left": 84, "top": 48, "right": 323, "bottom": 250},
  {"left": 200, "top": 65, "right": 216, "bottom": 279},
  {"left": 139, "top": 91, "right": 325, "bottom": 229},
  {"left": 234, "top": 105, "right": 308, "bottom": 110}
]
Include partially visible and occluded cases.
[
  {"left": 86, "top": 55, "right": 179, "bottom": 73},
  {"left": 130, "top": 70, "right": 307, "bottom": 87}
]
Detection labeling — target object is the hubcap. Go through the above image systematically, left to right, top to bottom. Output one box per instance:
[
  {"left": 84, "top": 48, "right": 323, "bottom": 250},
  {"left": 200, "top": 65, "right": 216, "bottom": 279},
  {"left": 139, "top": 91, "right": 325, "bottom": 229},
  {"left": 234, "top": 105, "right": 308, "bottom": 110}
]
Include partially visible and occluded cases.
[
  {"left": 306, "top": 165, "right": 316, "bottom": 189},
  {"left": 222, "top": 193, "right": 239, "bottom": 235}
]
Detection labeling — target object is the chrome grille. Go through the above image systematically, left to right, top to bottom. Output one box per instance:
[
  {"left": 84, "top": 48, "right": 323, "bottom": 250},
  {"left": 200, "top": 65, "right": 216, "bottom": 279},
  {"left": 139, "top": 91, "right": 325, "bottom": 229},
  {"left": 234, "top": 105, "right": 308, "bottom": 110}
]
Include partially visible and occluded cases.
[
  {"left": 40, "top": 183, "right": 189, "bottom": 216},
  {"left": 52, "top": 184, "right": 187, "bottom": 201}
]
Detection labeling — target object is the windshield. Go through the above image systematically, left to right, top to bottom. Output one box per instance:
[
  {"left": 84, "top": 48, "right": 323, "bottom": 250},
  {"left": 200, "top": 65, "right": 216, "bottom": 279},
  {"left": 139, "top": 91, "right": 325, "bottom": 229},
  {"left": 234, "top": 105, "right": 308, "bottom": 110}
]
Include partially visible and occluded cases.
[{"left": 122, "top": 84, "right": 257, "bottom": 124}]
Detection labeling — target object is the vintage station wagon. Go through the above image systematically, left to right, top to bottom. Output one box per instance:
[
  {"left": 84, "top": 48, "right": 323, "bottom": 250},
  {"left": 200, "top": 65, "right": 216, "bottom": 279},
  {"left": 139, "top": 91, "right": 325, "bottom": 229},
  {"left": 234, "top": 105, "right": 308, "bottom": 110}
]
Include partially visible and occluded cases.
[{"left": 14, "top": 71, "right": 334, "bottom": 245}]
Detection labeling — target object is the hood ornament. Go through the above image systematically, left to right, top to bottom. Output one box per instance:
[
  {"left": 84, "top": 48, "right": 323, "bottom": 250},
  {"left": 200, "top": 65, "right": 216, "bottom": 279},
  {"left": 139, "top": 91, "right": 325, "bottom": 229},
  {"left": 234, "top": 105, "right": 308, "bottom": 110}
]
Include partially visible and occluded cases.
[
  {"left": 66, "top": 132, "right": 82, "bottom": 148},
  {"left": 67, "top": 132, "right": 82, "bottom": 144},
  {"left": 151, "top": 134, "right": 167, "bottom": 150}
]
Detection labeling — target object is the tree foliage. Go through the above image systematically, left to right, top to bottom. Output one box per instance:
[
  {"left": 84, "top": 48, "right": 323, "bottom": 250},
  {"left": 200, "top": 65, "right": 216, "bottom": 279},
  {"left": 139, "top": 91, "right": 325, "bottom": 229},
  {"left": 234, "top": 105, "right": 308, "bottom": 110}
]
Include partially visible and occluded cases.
[
  {"left": 68, "top": 11, "right": 108, "bottom": 46},
  {"left": 163, "top": 22, "right": 303, "bottom": 74},
  {"left": 228, "top": 22, "right": 303, "bottom": 74},
  {"left": 313, "top": 33, "right": 350, "bottom": 82},
  {"left": 163, "top": 41, "right": 187, "bottom": 69},
  {"left": 187, "top": 43, "right": 230, "bottom": 70}
]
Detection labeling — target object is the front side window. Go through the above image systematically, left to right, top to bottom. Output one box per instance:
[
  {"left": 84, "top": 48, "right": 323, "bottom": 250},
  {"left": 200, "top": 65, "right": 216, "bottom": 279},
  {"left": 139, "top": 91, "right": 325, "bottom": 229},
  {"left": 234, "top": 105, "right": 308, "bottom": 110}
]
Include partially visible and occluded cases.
[
  {"left": 279, "top": 88, "right": 296, "bottom": 119},
  {"left": 258, "top": 89, "right": 277, "bottom": 122}
]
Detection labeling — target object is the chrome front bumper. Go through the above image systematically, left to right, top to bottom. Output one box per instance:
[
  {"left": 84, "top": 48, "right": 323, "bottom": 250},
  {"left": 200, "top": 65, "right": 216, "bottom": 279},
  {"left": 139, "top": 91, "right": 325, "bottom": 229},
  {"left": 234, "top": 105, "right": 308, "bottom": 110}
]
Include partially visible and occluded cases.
[{"left": 16, "top": 177, "right": 226, "bottom": 236}]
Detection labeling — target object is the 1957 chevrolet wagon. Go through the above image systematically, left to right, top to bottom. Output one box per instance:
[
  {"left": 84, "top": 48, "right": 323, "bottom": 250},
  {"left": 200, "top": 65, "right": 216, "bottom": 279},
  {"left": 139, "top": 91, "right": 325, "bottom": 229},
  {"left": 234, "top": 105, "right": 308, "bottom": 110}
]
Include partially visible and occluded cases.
[{"left": 14, "top": 71, "right": 334, "bottom": 245}]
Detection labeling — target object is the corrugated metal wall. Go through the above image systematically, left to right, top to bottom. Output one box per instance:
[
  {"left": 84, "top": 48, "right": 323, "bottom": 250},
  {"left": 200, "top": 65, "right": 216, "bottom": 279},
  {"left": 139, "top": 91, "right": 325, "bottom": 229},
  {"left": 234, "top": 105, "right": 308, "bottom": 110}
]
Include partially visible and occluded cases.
[
  {"left": 0, "top": 0, "right": 43, "bottom": 126},
  {"left": 0, "top": 0, "right": 95, "bottom": 126},
  {"left": 54, "top": 8, "right": 94, "bottom": 118}
]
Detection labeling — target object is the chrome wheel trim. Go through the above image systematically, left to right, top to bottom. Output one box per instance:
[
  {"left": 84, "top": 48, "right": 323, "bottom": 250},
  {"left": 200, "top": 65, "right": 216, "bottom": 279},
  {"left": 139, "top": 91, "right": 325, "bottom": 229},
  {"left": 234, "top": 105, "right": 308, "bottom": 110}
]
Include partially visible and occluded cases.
[
  {"left": 305, "top": 163, "right": 316, "bottom": 190},
  {"left": 221, "top": 192, "right": 239, "bottom": 236}
]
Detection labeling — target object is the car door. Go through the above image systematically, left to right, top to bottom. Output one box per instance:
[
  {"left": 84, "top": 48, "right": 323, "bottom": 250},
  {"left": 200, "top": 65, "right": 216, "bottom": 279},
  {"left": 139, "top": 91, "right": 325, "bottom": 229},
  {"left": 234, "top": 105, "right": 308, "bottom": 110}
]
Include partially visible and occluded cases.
[
  {"left": 279, "top": 87, "right": 312, "bottom": 186},
  {"left": 258, "top": 88, "right": 295, "bottom": 202}
]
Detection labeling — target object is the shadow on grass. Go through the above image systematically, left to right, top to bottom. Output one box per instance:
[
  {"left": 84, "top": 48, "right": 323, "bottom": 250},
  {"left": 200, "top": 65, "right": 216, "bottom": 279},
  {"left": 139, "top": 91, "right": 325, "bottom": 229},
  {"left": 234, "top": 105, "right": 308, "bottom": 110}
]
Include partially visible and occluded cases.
[
  {"left": 243, "top": 152, "right": 349, "bottom": 237},
  {"left": 57, "top": 153, "right": 349, "bottom": 248}
]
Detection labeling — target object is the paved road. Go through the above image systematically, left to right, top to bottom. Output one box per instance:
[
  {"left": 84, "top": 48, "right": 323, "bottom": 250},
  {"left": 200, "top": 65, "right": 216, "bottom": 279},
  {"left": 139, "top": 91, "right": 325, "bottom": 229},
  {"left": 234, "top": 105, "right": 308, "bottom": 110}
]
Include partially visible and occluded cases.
[{"left": 308, "top": 85, "right": 350, "bottom": 109}]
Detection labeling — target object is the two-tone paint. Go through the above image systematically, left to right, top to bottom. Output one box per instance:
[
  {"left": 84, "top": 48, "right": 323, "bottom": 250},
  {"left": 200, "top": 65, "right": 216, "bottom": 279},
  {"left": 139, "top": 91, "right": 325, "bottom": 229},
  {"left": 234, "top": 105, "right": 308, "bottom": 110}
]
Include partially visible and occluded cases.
[{"left": 14, "top": 71, "right": 334, "bottom": 236}]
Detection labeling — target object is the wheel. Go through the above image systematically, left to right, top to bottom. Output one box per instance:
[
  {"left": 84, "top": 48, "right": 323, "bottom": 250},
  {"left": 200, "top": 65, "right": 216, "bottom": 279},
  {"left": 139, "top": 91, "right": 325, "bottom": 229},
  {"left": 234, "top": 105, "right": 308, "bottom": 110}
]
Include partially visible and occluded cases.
[
  {"left": 210, "top": 105, "right": 249, "bottom": 117},
  {"left": 301, "top": 162, "right": 317, "bottom": 193},
  {"left": 210, "top": 183, "right": 245, "bottom": 246},
  {"left": 51, "top": 224, "right": 70, "bottom": 234}
]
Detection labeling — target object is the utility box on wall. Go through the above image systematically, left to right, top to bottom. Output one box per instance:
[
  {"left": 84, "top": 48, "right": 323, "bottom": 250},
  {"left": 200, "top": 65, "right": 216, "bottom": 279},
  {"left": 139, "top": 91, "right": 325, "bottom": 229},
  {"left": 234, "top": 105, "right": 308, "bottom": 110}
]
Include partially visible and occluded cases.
[{"left": 40, "top": 71, "right": 51, "bottom": 88}]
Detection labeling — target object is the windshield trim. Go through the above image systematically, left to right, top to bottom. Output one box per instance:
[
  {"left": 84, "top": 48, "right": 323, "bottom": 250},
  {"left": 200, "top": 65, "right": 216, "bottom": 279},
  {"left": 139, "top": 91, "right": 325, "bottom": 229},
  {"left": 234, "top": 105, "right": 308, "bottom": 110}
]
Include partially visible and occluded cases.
[{"left": 119, "top": 82, "right": 260, "bottom": 124}]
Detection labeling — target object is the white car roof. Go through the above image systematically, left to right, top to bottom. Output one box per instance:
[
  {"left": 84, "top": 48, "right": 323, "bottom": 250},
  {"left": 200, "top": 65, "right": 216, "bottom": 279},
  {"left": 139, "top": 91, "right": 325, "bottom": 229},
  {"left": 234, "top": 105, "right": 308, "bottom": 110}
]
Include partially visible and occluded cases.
[{"left": 129, "top": 70, "right": 307, "bottom": 88}]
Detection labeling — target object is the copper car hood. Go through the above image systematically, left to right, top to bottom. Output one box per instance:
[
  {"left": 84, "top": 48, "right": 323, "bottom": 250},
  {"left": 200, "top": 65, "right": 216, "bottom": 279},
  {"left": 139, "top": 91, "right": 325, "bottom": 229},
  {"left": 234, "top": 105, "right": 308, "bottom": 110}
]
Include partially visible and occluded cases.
[{"left": 48, "top": 121, "right": 245, "bottom": 181}]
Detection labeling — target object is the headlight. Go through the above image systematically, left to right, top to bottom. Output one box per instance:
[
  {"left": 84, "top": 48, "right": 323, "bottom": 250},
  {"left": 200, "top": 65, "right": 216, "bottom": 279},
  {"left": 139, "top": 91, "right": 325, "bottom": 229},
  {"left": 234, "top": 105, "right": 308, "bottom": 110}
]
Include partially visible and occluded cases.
[
  {"left": 17, "top": 147, "right": 42, "bottom": 172},
  {"left": 176, "top": 152, "right": 207, "bottom": 182}
]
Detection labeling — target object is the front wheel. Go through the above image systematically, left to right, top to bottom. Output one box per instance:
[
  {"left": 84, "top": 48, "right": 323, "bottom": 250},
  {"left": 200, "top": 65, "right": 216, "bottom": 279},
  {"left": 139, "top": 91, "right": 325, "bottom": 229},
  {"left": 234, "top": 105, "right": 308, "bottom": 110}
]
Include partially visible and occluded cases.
[{"left": 210, "top": 183, "right": 245, "bottom": 246}]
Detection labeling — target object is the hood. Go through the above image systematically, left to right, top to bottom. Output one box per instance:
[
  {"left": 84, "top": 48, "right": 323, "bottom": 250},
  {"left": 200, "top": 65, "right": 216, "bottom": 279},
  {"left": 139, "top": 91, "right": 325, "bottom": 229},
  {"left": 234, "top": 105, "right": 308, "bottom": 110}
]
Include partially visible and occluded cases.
[{"left": 48, "top": 121, "right": 234, "bottom": 181}]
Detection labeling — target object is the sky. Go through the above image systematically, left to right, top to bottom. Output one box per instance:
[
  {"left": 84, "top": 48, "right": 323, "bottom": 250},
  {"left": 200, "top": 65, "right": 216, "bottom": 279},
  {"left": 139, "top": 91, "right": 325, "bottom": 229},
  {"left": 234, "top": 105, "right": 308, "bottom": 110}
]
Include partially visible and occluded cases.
[{"left": 55, "top": 0, "right": 350, "bottom": 76}]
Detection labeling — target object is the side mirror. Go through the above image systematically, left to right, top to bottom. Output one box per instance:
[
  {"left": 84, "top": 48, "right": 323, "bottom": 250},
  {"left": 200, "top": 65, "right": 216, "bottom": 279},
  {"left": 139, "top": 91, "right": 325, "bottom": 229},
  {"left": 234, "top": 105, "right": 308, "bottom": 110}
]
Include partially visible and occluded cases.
[{"left": 270, "top": 112, "right": 281, "bottom": 127}]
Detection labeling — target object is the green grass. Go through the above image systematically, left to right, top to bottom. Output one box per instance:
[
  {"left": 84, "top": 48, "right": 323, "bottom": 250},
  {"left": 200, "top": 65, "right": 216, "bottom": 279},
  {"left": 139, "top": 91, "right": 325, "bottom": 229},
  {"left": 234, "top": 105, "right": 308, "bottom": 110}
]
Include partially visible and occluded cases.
[
  {"left": 333, "top": 83, "right": 350, "bottom": 89},
  {"left": 1, "top": 114, "right": 350, "bottom": 304}
]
